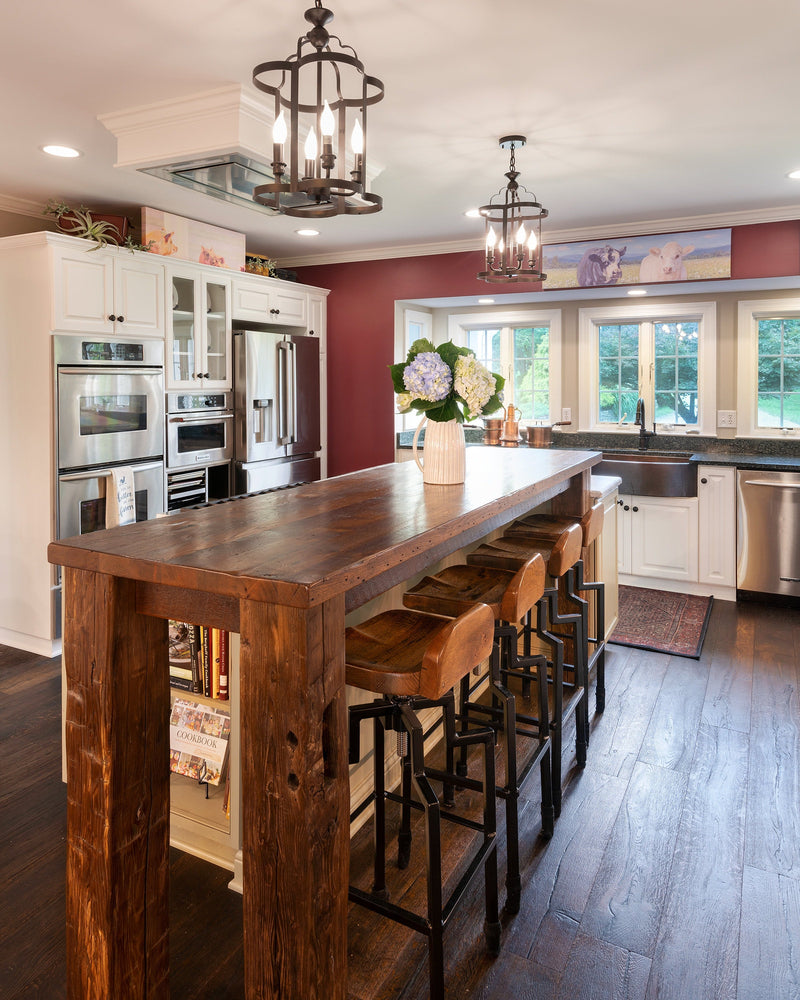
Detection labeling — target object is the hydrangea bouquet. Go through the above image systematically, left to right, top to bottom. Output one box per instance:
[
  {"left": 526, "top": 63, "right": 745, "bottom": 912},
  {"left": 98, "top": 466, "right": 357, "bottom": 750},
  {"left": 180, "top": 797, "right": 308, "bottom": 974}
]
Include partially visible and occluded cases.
[{"left": 390, "top": 339, "right": 505, "bottom": 423}]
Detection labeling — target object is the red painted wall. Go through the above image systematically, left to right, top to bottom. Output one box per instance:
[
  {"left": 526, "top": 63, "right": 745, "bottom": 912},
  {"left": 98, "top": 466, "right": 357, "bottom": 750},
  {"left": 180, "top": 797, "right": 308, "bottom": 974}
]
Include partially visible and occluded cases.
[{"left": 298, "top": 222, "right": 800, "bottom": 477}]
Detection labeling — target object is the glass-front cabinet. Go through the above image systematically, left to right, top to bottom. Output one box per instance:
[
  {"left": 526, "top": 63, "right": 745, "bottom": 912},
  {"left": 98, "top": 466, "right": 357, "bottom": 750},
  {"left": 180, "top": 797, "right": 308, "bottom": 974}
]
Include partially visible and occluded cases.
[{"left": 167, "top": 265, "right": 232, "bottom": 390}]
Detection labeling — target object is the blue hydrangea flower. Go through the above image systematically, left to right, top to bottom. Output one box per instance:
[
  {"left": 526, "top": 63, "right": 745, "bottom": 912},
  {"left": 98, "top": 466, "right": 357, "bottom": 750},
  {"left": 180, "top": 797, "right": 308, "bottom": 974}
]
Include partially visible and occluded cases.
[{"left": 403, "top": 352, "right": 452, "bottom": 402}]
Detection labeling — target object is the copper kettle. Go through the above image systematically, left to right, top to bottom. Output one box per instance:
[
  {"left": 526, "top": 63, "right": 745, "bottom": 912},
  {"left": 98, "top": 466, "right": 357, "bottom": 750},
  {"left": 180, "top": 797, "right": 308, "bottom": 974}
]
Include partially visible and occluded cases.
[{"left": 501, "top": 404, "right": 520, "bottom": 447}]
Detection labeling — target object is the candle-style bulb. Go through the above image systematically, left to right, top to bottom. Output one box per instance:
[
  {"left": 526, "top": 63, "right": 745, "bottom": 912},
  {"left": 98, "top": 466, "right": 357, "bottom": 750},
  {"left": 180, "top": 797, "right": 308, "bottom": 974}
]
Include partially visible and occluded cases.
[
  {"left": 320, "top": 101, "right": 335, "bottom": 138},
  {"left": 272, "top": 110, "right": 287, "bottom": 145},
  {"left": 351, "top": 118, "right": 364, "bottom": 154},
  {"left": 304, "top": 128, "right": 318, "bottom": 160},
  {"left": 515, "top": 222, "right": 527, "bottom": 246},
  {"left": 486, "top": 226, "right": 497, "bottom": 250},
  {"left": 527, "top": 231, "right": 538, "bottom": 252}
]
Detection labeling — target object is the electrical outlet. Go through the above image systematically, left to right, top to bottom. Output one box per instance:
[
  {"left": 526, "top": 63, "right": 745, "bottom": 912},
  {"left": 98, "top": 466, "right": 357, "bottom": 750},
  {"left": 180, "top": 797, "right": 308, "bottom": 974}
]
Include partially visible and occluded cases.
[
  {"left": 561, "top": 407, "right": 572, "bottom": 424},
  {"left": 717, "top": 410, "right": 737, "bottom": 428}
]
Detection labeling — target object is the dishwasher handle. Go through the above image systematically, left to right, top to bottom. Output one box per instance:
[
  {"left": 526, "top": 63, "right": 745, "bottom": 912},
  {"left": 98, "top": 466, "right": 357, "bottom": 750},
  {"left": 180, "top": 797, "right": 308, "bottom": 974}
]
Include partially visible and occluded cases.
[{"left": 742, "top": 479, "right": 800, "bottom": 488}]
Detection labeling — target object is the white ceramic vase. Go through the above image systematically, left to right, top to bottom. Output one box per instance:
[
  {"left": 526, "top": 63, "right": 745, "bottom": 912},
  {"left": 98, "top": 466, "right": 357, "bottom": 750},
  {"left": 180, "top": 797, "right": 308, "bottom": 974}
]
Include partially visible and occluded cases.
[{"left": 412, "top": 416, "right": 466, "bottom": 485}]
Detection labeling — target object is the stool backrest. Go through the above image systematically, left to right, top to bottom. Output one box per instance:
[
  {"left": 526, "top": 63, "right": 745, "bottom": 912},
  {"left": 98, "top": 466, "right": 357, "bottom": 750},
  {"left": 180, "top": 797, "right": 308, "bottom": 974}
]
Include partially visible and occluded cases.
[
  {"left": 581, "top": 500, "right": 604, "bottom": 547},
  {"left": 544, "top": 522, "right": 583, "bottom": 576},
  {"left": 500, "top": 553, "right": 546, "bottom": 623},
  {"left": 420, "top": 603, "right": 495, "bottom": 700}
]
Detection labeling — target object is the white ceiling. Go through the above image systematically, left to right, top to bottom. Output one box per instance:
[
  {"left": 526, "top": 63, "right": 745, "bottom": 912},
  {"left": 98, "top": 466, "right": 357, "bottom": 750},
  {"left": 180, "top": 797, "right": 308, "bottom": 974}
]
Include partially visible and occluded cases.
[{"left": 2, "top": 0, "right": 800, "bottom": 267}]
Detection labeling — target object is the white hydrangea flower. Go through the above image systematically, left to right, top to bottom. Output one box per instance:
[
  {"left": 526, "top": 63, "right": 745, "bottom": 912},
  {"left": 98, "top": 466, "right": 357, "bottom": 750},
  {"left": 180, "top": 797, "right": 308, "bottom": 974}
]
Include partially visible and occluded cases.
[
  {"left": 454, "top": 355, "right": 495, "bottom": 419},
  {"left": 395, "top": 391, "right": 413, "bottom": 413}
]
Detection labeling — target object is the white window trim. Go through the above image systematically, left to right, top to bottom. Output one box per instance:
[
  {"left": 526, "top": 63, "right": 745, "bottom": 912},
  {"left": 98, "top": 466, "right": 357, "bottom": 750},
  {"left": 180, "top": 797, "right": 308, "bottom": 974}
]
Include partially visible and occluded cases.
[
  {"left": 737, "top": 297, "right": 800, "bottom": 439},
  {"left": 578, "top": 300, "right": 717, "bottom": 436},
  {"left": 395, "top": 308, "right": 433, "bottom": 432},
  {"left": 447, "top": 308, "right": 562, "bottom": 421}
]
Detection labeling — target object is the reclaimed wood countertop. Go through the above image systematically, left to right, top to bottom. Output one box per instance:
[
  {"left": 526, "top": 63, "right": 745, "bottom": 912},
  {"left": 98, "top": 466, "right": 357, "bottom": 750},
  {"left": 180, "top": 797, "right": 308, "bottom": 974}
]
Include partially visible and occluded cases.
[{"left": 49, "top": 447, "right": 601, "bottom": 614}]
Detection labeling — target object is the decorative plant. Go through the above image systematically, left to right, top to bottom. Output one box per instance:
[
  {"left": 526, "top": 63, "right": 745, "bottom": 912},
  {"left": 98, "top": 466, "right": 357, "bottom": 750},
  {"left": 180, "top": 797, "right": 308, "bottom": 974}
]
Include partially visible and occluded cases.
[
  {"left": 43, "top": 198, "right": 125, "bottom": 251},
  {"left": 390, "top": 338, "right": 505, "bottom": 423}
]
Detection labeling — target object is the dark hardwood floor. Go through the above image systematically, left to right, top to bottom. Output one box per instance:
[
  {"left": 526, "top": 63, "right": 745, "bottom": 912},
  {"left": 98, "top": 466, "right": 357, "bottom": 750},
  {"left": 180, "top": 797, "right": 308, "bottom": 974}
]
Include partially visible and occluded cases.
[{"left": 2, "top": 598, "right": 799, "bottom": 999}]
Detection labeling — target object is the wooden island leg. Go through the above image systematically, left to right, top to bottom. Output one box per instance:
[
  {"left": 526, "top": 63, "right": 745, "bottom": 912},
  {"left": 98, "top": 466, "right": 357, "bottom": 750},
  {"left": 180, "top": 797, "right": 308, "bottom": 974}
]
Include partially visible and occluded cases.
[
  {"left": 63, "top": 567, "right": 170, "bottom": 1000},
  {"left": 239, "top": 594, "right": 349, "bottom": 1000}
]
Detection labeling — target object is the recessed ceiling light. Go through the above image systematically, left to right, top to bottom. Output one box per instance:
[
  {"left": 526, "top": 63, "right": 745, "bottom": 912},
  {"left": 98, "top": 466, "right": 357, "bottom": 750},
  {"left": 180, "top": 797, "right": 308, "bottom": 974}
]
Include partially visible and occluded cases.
[
  {"left": 41, "top": 144, "right": 81, "bottom": 158},
  {"left": 788, "top": 168, "right": 800, "bottom": 180},
  {"left": 464, "top": 208, "right": 481, "bottom": 218},
  {"left": 295, "top": 228, "right": 319, "bottom": 237},
  {"left": 628, "top": 288, "right": 648, "bottom": 296},
  {"left": 477, "top": 298, "right": 495, "bottom": 304}
]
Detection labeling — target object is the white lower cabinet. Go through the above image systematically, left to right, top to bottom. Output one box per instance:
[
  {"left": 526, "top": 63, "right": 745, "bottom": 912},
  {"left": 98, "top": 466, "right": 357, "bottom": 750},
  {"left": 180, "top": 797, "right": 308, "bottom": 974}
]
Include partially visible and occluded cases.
[
  {"left": 697, "top": 465, "right": 736, "bottom": 587},
  {"left": 618, "top": 494, "right": 699, "bottom": 582}
]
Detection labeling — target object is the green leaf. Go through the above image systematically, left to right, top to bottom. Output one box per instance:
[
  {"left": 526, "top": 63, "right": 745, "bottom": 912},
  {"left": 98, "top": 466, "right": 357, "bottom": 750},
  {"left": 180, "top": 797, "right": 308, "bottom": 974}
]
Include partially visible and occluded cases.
[
  {"left": 407, "top": 338, "right": 435, "bottom": 361},
  {"left": 437, "top": 341, "right": 473, "bottom": 369},
  {"left": 389, "top": 361, "right": 407, "bottom": 393},
  {"left": 482, "top": 393, "right": 504, "bottom": 416}
]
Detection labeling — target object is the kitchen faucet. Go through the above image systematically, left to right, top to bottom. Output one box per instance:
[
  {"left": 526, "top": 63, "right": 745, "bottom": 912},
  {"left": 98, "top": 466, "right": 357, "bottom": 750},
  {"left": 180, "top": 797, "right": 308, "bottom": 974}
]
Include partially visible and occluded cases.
[{"left": 634, "top": 397, "right": 656, "bottom": 450}]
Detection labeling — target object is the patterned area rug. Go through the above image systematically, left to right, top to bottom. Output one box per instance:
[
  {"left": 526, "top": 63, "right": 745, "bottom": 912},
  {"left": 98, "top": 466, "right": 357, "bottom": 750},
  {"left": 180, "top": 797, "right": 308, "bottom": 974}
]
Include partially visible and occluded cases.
[{"left": 610, "top": 586, "right": 714, "bottom": 659}]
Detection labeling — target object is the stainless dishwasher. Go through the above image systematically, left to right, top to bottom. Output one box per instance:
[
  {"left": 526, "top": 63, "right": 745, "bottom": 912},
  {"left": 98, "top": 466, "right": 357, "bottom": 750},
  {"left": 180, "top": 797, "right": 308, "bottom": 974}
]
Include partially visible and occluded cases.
[{"left": 737, "top": 468, "right": 800, "bottom": 599}]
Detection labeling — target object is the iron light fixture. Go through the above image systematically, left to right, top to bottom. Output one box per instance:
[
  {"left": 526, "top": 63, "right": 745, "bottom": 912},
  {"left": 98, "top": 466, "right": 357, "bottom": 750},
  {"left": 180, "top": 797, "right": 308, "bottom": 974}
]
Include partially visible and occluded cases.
[
  {"left": 251, "top": 0, "right": 384, "bottom": 218},
  {"left": 477, "top": 135, "right": 548, "bottom": 283}
]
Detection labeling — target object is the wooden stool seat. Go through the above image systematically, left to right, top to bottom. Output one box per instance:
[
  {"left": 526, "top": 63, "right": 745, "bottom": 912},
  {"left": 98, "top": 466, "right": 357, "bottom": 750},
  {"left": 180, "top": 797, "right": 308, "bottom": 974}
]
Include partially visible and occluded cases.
[
  {"left": 468, "top": 522, "right": 583, "bottom": 578},
  {"left": 403, "top": 555, "right": 553, "bottom": 913},
  {"left": 345, "top": 603, "right": 501, "bottom": 1000}
]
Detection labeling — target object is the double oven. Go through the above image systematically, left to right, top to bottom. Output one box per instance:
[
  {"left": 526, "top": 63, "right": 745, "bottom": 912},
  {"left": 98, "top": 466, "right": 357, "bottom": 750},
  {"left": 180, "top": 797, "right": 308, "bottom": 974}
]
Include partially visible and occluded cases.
[{"left": 55, "top": 335, "right": 165, "bottom": 540}]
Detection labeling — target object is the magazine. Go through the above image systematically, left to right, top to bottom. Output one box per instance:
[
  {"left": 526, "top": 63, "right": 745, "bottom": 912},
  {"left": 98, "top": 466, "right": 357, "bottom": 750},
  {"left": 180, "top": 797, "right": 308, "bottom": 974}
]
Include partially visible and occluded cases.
[{"left": 168, "top": 698, "right": 231, "bottom": 786}]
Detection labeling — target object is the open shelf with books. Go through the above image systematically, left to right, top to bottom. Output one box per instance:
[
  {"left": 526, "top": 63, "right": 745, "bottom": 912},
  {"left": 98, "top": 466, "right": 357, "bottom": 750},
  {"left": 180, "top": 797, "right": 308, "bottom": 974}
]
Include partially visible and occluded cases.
[{"left": 168, "top": 620, "right": 242, "bottom": 890}]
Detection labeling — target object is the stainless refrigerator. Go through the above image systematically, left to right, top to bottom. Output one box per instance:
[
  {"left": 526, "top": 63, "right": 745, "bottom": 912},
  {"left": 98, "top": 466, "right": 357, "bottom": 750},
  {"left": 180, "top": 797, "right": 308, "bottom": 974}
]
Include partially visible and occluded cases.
[{"left": 233, "top": 322, "right": 321, "bottom": 494}]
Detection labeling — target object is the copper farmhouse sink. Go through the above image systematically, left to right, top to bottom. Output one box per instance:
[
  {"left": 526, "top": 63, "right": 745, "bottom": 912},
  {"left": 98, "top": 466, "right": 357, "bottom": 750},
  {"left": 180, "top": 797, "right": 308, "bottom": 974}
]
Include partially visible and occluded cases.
[{"left": 595, "top": 451, "right": 697, "bottom": 497}]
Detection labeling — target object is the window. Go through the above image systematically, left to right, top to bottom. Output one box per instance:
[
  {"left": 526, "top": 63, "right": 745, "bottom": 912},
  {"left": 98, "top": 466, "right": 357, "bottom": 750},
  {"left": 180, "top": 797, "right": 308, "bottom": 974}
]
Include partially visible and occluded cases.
[
  {"left": 737, "top": 298, "right": 800, "bottom": 436},
  {"left": 579, "top": 302, "right": 716, "bottom": 435},
  {"left": 395, "top": 307, "right": 433, "bottom": 431},
  {"left": 448, "top": 309, "right": 561, "bottom": 422}
]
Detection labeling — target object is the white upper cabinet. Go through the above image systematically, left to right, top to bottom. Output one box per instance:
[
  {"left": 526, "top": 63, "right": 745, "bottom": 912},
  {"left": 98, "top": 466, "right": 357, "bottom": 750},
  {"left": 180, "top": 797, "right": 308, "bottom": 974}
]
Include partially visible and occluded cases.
[
  {"left": 52, "top": 245, "right": 165, "bottom": 337},
  {"left": 166, "top": 264, "right": 232, "bottom": 390},
  {"left": 232, "top": 272, "right": 308, "bottom": 327}
]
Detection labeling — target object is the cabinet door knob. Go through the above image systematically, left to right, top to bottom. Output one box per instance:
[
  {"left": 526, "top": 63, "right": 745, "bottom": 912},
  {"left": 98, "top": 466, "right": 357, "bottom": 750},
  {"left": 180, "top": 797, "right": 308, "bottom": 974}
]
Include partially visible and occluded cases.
[
  {"left": 108, "top": 314, "right": 116, "bottom": 321},
  {"left": 117, "top": 315, "right": 124, "bottom": 323},
  {"left": 700, "top": 477, "right": 708, "bottom": 484},
  {"left": 623, "top": 504, "right": 630, "bottom": 511},
  {"left": 632, "top": 505, "right": 639, "bottom": 512}
]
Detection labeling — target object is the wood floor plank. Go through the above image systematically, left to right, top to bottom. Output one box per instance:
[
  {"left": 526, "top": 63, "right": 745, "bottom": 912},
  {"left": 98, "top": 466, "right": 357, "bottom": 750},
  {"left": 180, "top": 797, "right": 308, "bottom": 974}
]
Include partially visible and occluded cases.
[
  {"left": 702, "top": 600, "right": 754, "bottom": 733},
  {"left": 745, "top": 611, "right": 800, "bottom": 878},
  {"left": 584, "top": 649, "right": 670, "bottom": 780},
  {"left": 638, "top": 655, "right": 709, "bottom": 772},
  {"left": 645, "top": 722, "right": 748, "bottom": 1000},
  {"left": 580, "top": 761, "right": 687, "bottom": 956},
  {"left": 506, "top": 769, "right": 628, "bottom": 966},
  {"left": 738, "top": 865, "right": 800, "bottom": 1000},
  {"left": 557, "top": 933, "right": 650, "bottom": 1000}
]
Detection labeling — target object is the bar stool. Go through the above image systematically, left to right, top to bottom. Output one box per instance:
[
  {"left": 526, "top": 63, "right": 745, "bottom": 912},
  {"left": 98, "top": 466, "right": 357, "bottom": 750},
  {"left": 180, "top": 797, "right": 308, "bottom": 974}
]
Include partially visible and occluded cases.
[
  {"left": 510, "top": 501, "right": 606, "bottom": 713},
  {"left": 466, "top": 522, "right": 587, "bottom": 815},
  {"left": 402, "top": 553, "right": 554, "bottom": 915},
  {"left": 346, "top": 603, "right": 500, "bottom": 1000}
]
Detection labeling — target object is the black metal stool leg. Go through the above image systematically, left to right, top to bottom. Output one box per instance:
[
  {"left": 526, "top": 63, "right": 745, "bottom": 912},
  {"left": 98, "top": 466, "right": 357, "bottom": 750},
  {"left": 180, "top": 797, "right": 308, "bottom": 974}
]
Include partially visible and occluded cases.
[{"left": 372, "top": 714, "right": 389, "bottom": 898}]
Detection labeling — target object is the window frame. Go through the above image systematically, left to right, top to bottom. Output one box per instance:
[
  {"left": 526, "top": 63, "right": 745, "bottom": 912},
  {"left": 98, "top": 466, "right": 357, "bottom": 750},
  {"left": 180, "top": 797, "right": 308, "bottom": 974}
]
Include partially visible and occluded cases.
[
  {"left": 737, "top": 297, "right": 800, "bottom": 438},
  {"left": 578, "top": 300, "right": 717, "bottom": 435},
  {"left": 395, "top": 307, "right": 433, "bottom": 432},
  {"left": 447, "top": 308, "right": 562, "bottom": 422}
]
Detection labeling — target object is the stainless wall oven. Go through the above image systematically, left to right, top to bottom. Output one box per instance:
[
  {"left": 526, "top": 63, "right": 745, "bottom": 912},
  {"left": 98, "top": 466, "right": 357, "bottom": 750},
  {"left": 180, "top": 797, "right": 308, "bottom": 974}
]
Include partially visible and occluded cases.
[
  {"left": 54, "top": 334, "right": 165, "bottom": 541},
  {"left": 55, "top": 335, "right": 164, "bottom": 470},
  {"left": 166, "top": 391, "right": 233, "bottom": 469}
]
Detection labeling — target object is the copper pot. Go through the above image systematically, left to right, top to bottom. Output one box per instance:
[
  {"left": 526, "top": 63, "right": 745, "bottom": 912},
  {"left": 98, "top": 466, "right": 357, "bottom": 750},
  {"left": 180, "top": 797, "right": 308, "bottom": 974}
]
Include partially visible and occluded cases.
[
  {"left": 483, "top": 417, "right": 502, "bottom": 446},
  {"left": 525, "top": 420, "right": 571, "bottom": 448}
]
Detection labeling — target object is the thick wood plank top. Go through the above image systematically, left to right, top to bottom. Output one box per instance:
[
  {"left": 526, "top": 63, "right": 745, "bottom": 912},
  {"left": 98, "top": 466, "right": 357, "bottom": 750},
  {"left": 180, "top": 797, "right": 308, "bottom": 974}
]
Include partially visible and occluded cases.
[{"left": 48, "top": 448, "right": 600, "bottom": 611}]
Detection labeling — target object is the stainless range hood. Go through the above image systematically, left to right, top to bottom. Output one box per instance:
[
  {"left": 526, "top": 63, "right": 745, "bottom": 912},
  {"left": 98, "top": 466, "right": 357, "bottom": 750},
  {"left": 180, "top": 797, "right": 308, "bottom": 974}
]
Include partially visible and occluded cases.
[{"left": 100, "top": 85, "right": 379, "bottom": 217}]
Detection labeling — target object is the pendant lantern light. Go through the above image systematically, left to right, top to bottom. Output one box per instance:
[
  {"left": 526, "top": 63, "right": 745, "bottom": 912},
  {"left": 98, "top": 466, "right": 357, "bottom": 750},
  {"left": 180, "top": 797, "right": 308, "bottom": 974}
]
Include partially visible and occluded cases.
[
  {"left": 252, "top": 0, "right": 384, "bottom": 218},
  {"left": 478, "top": 136, "right": 548, "bottom": 283}
]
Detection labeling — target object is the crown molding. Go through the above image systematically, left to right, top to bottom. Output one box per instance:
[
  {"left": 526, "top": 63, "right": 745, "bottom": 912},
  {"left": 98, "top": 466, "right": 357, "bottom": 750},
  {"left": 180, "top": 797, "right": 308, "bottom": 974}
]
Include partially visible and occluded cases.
[
  {"left": 0, "top": 192, "right": 47, "bottom": 220},
  {"left": 278, "top": 204, "right": 800, "bottom": 268}
]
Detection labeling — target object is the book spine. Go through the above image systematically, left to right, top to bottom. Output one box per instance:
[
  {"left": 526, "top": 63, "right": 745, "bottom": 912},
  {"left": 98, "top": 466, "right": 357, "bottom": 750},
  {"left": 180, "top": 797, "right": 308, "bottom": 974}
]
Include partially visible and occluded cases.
[
  {"left": 189, "top": 625, "right": 201, "bottom": 693},
  {"left": 202, "top": 627, "right": 211, "bottom": 697},
  {"left": 211, "top": 628, "right": 221, "bottom": 700},
  {"left": 218, "top": 630, "right": 229, "bottom": 701},
  {"left": 168, "top": 674, "right": 193, "bottom": 692}
]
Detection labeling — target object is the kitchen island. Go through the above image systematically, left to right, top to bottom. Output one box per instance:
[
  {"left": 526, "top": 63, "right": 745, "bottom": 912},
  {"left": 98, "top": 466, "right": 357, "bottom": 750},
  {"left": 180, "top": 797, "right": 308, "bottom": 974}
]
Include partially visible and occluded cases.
[{"left": 48, "top": 446, "right": 600, "bottom": 1000}]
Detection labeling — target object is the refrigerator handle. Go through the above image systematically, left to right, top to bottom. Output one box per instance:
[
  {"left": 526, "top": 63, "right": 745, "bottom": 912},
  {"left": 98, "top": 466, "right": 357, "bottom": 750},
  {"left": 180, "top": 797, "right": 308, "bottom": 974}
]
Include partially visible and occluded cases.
[{"left": 278, "top": 341, "right": 295, "bottom": 445}]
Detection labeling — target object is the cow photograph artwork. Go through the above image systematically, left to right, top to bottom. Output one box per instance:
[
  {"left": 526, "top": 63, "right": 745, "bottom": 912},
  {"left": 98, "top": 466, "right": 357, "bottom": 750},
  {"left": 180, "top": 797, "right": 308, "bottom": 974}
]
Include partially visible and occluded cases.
[{"left": 542, "top": 228, "right": 731, "bottom": 290}]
